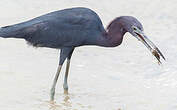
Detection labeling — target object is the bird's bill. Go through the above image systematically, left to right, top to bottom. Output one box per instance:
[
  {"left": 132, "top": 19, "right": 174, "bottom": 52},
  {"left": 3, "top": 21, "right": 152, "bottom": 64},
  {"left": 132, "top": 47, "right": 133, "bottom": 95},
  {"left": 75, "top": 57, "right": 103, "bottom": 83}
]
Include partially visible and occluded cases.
[{"left": 135, "top": 31, "right": 165, "bottom": 64}]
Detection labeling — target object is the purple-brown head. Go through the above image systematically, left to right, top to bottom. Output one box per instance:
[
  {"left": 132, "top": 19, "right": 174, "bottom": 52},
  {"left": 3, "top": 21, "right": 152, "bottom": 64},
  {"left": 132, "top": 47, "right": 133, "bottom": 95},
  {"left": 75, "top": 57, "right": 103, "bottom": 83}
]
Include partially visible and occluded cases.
[{"left": 118, "top": 16, "right": 166, "bottom": 64}]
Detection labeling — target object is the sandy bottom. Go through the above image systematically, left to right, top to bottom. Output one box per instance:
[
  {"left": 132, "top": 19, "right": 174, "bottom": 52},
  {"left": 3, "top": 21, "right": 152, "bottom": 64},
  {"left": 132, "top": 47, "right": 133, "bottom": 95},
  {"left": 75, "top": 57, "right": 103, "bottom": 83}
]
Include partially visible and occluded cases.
[{"left": 0, "top": 0, "right": 177, "bottom": 110}]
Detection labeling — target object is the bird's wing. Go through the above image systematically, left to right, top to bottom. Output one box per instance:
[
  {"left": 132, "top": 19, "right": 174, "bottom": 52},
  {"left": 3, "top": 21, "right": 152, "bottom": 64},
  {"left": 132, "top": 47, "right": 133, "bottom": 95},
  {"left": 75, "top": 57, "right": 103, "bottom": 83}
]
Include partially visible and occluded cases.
[
  {"left": 0, "top": 9, "right": 103, "bottom": 48},
  {"left": 21, "top": 17, "right": 89, "bottom": 47},
  {"left": 23, "top": 21, "right": 49, "bottom": 35}
]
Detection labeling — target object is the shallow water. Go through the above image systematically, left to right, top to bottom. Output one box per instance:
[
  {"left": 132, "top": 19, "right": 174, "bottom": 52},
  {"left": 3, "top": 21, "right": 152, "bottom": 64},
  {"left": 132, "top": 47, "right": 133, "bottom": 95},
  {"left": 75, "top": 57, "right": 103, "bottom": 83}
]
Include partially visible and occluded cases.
[{"left": 0, "top": 0, "right": 177, "bottom": 110}]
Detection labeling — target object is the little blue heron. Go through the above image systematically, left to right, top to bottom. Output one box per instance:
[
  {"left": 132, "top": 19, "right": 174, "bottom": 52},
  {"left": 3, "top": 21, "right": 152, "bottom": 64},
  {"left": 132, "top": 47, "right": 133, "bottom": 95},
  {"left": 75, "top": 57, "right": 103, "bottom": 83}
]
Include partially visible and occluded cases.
[{"left": 0, "top": 7, "right": 165, "bottom": 101}]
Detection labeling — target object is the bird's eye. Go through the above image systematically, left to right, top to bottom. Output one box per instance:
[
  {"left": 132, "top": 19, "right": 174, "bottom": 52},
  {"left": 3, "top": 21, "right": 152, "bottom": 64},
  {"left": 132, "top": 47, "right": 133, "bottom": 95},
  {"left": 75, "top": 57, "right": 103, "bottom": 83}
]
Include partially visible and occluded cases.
[
  {"left": 132, "top": 26, "right": 138, "bottom": 31},
  {"left": 132, "top": 27, "right": 137, "bottom": 30}
]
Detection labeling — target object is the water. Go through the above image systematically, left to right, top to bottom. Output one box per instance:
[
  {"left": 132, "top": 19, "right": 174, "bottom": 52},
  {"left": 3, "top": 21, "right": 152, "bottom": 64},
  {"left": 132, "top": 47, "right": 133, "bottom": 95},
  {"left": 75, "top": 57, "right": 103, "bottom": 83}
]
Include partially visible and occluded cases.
[{"left": 0, "top": 0, "right": 177, "bottom": 110}]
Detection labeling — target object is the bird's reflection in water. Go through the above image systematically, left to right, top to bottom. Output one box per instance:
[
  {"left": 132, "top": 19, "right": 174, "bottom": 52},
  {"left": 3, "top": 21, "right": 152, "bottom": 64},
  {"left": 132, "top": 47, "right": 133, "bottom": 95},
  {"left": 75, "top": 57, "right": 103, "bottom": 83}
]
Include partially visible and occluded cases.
[
  {"left": 44, "top": 93, "right": 92, "bottom": 110},
  {"left": 48, "top": 94, "right": 72, "bottom": 110},
  {"left": 61, "top": 94, "right": 72, "bottom": 108},
  {"left": 48, "top": 101, "right": 61, "bottom": 110}
]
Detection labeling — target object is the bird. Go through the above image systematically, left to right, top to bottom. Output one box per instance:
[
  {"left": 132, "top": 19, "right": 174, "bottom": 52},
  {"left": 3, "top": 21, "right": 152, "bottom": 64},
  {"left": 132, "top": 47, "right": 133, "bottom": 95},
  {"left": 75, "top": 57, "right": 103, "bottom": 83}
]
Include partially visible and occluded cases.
[{"left": 0, "top": 7, "right": 165, "bottom": 101}]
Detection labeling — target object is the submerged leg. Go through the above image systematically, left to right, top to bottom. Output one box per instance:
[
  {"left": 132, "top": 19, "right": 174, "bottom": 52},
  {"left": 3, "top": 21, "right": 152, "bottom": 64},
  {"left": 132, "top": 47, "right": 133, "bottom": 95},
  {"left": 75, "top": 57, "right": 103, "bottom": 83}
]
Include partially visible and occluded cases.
[
  {"left": 63, "top": 59, "right": 71, "bottom": 94},
  {"left": 50, "top": 65, "right": 62, "bottom": 101}
]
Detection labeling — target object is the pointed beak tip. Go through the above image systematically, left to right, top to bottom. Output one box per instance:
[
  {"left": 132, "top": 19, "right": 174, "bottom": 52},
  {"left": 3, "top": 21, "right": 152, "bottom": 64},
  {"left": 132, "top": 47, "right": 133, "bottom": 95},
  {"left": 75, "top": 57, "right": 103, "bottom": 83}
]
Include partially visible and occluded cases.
[
  {"left": 155, "top": 47, "right": 166, "bottom": 61},
  {"left": 152, "top": 48, "right": 166, "bottom": 64},
  {"left": 163, "top": 57, "right": 166, "bottom": 61}
]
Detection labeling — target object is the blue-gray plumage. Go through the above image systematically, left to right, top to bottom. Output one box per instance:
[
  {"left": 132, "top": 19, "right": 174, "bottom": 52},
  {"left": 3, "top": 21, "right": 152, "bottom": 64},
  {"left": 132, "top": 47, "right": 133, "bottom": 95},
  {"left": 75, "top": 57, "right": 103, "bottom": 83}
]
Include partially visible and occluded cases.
[{"left": 0, "top": 7, "right": 165, "bottom": 101}]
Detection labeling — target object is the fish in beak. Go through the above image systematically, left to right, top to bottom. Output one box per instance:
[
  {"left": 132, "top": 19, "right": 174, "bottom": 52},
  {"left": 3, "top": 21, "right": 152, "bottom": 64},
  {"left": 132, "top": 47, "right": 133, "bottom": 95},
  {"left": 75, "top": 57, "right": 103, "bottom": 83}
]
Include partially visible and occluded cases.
[{"left": 132, "top": 26, "right": 166, "bottom": 64}]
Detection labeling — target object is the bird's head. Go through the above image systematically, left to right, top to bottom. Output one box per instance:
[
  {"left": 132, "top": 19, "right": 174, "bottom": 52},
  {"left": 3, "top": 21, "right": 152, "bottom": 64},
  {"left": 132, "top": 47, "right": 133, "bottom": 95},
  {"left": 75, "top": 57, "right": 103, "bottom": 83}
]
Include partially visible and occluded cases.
[{"left": 119, "top": 16, "right": 166, "bottom": 63}]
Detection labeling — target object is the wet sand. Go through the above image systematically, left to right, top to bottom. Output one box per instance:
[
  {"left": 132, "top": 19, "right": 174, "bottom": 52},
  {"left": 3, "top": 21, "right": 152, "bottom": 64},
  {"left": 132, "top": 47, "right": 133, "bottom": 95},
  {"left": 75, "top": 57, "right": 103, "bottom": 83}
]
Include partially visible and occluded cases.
[{"left": 0, "top": 0, "right": 177, "bottom": 110}]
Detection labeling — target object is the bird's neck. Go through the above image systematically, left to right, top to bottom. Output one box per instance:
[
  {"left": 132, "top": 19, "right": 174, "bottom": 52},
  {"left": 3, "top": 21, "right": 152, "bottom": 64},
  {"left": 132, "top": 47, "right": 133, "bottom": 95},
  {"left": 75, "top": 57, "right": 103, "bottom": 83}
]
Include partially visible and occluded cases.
[{"left": 97, "top": 23, "right": 126, "bottom": 47}]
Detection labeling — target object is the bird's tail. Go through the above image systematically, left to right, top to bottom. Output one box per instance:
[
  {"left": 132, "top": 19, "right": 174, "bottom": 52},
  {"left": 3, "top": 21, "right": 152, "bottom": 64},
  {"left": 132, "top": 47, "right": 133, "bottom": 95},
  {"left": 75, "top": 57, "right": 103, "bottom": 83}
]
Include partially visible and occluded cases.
[{"left": 0, "top": 24, "right": 25, "bottom": 39}]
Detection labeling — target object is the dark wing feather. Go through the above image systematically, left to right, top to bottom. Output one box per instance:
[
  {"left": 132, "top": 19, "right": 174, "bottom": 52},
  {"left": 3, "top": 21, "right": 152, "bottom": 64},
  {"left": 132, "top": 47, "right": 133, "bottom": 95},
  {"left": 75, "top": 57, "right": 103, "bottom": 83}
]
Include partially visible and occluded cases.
[{"left": 0, "top": 7, "right": 104, "bottom": 48}]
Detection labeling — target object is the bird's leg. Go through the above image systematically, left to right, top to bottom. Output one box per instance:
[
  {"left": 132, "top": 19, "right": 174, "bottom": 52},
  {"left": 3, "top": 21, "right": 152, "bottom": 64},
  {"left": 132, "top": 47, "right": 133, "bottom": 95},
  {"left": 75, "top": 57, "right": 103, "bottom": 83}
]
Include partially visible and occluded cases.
[
  {"left": 50, "top": 47, "right": 74, "bottom": 101},
  {"left": 63, "top": 59, "right": 71, "bottom": 94},
  {"left": 50, "top": 65, "right": 62, "bottom": 101}
]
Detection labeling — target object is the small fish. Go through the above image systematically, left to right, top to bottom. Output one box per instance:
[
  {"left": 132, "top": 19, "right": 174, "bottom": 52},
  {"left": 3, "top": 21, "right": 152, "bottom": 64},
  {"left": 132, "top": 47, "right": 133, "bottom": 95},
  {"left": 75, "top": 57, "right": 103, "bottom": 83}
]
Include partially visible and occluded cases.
[{"left": 151, "top": 49, "right": 162, "bottom": 65}]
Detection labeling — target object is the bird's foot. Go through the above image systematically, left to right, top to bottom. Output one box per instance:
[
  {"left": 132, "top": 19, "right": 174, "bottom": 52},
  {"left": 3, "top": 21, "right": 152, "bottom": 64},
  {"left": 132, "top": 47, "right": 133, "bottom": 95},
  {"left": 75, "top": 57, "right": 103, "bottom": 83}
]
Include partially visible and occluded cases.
[
  {"left": 63, "top": 84, "right": 68, "bottom": 94},
  {"left": 64, "top": 89, "right": 68, "bottom": 95}
]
